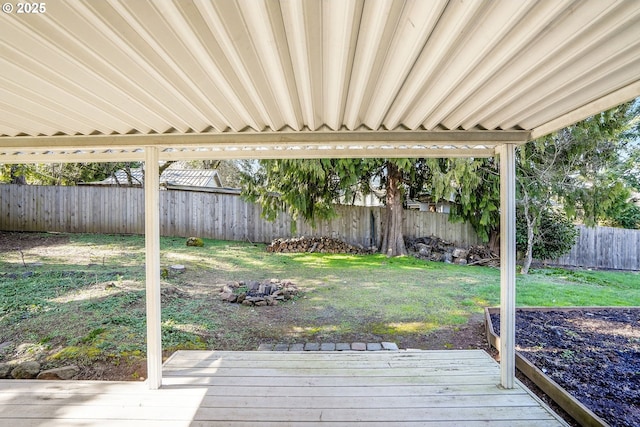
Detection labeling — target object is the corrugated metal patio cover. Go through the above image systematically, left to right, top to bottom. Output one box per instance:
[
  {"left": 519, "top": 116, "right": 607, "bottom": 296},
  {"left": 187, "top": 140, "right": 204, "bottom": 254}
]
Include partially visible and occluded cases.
[{"left": 0, "top": 0, "right": 639, "bottom": 158}]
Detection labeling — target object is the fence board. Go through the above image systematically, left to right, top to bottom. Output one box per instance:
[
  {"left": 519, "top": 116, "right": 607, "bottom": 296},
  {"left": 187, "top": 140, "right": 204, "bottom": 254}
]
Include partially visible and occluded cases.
[
  {"left": 0, "top": 184, "right": 483, "bottom": 250},
  {"left": 553, "top": 225, "right": 640, "bottom": 271}
]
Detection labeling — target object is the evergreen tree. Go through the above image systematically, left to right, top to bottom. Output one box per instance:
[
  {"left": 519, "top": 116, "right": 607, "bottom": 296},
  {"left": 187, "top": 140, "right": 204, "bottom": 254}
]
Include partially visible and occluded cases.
[{"left": 241, "top": 158, "right": 431, "bottom": 257}]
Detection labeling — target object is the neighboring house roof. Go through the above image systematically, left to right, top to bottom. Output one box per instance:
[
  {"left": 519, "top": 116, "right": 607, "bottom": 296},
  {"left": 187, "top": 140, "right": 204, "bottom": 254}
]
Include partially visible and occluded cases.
[{"left": 90, "top": 169, "right": 222, "bottom": 188}]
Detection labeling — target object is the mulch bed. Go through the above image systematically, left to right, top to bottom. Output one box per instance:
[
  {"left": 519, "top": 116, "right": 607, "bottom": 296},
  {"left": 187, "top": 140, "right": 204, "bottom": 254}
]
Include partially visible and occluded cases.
[{"left": 491, "top": 308, "right": 639, "bottom": 427}]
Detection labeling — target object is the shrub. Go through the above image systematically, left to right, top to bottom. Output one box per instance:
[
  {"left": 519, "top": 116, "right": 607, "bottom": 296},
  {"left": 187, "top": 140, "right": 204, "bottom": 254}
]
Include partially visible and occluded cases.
[{"left": 516, "top": 209, "right": 579, "bottom": 260}]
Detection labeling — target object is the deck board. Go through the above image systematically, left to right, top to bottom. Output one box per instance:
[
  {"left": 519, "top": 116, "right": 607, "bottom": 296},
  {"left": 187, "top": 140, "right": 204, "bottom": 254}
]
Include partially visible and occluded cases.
[{"left": 0, "top": 350, "right": 568, "bottom": 426}]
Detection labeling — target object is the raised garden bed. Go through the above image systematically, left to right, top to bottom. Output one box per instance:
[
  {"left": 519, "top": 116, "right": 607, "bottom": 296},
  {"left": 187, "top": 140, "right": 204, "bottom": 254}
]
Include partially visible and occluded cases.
[{"left": 485, "top": 307, "right": 639, "bottom": 427}]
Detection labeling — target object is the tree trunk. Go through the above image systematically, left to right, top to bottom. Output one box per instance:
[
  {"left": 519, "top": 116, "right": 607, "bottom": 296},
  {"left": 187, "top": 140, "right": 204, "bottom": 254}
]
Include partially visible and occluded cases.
[
  {"left": 380, "top": 162, "right": 407, "bottom": 257},
  {"left": 10, "top": 165, "right": 26, "bottom": 185},
  {"left": 521, "top": 190, "right": 536, "bottom": 275},
  {"left": 522, "top": 217, "right": 535, "bottom": 275},
  {"left": 488, "top": 228, "right": 500, "bottom": 254}
]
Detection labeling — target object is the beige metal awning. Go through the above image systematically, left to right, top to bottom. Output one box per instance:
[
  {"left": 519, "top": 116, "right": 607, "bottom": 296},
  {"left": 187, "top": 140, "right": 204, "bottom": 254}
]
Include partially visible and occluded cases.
[
  {"left": 0, "top": 0, "right": 638, "bottom": 156},
  {"left": 1, "top": 0, "right": 639, "bottom": 392}
]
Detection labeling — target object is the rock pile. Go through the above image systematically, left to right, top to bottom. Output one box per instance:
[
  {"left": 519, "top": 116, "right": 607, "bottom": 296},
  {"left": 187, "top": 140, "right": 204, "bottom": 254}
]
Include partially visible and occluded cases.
[
  {"left": 267, "top": 236, "right": 372, "bottom": 254},
  {"left": 405, "top": 236, "right": 499, "bottom": 266},
  {"left": 219, "top": 279, "right": 299, "bottom": 307},
  {"left": 0, "top": 360, "right": 78, "bottom": 380}
]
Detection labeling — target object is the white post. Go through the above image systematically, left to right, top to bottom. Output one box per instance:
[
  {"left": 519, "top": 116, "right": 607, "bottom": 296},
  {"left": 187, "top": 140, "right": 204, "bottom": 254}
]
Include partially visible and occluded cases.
[
  {"left": 499, "top": 143, "right": 516, "bottom": 389},
  {"left": 144, "top": 146, "right": 162, "bottom": 390}
]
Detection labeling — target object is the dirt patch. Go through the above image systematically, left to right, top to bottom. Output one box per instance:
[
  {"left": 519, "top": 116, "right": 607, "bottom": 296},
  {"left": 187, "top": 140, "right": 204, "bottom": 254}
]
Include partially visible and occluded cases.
[
  {"left": 0, "top": 231, "right": 70, "bottom": 253},
  {"left": 491, "top": 308, "right": 640, "bottom": 427}
]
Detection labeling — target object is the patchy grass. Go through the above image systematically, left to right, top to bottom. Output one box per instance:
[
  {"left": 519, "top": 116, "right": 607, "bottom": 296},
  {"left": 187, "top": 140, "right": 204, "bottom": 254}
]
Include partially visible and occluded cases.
[{"left": 0, "top": 232, "right": 638, "bottom": 379}]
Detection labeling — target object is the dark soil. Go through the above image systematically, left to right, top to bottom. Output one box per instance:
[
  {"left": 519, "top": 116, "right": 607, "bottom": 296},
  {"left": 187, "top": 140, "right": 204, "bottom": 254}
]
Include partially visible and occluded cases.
[
  {"left": 0, "top": 231, "right": 70, "bottom": 252},
  {"left": 491, "top": 308, "right": 640, "bottom": 427}
]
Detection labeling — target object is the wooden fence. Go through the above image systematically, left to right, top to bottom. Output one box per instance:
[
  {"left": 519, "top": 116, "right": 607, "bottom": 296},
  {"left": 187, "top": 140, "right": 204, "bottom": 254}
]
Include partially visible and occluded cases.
[
  {"left": 0, "top": 184, "right": 480, "bottom": 248},
  {"left": 553, "top": 225, "right": 640, "bottom": 271}
]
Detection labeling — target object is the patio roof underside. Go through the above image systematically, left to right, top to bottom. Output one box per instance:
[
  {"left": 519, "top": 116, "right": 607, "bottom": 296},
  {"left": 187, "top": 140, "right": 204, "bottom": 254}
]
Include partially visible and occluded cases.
[{"left": 0, "top": 0, "right": 639, "bottom": 162}]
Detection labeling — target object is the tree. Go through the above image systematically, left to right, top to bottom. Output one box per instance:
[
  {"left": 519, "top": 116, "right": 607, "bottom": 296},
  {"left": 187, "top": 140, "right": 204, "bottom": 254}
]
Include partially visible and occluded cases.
[
  {"left": 431, "top": 101, "right": 639, "bottom": 273},
  {"left": 556, "top": 103, "right": 638, "bottom": 226},
  {"left": 241, "top": 158, "right": 432, "bottom": 257},
  {"left": 425, "top": 158, "right": 501, "bottom": 251},
  {"left": 0, "top": 162, "right": 141, "bottom": 185},
  {"left": 516, "top": 209, "right": 578, "bottom": 266}
]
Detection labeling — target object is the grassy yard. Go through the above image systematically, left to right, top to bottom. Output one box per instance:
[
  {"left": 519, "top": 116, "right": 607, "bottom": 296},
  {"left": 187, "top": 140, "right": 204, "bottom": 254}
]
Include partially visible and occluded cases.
[{"left": 1, "top": 232, "right": 638, "bottom": 379}]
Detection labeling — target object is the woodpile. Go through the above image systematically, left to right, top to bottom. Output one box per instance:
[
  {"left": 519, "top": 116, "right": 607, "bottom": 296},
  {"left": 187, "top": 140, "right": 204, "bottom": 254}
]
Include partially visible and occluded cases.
[
  {"left": 266, "top": 236, "right": 372, "bottom": 254},
  {"left": 405, "top": 236, "right": 499, "bottom": 267},
  {"left": 219, "top": 279, "right": 299, "bottom": 307}
]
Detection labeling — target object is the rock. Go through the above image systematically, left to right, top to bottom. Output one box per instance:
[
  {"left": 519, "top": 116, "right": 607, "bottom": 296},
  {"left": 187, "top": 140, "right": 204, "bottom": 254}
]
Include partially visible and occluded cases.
[
  {"left": 186, "top": 237, "right": 204, "bottom": 247},
  {"left": 416, "top": 243, "right": 431, "bottom": 257},
  {"left": 452, "top": 248, "right": 468, "bottom": 259},
  {"left": 443, "top": 252, "right": 453, "bottom": 263},
  {"left": 456, "top": 258, "right": 468, "bottom": 266},
  {"left": 219, "top": 292, "right": 234, "bottom": 301},
  {"left": 236, "top": 293, "right": 246, "bottom": 304},
  {"left": 241, "top": 299, "right": 253, "bottom": 306},
  {"left": 254, "top": 300, "right": 267, "bottom": 307},
  {"left": 11, "top": 361, "right": 40, "bottom": 379},
  {"left": 0, "top": 363, "right": 12, "bottom": 378},
  {"left": 37, "top": 365, "right": 79, "bottom": 380}
]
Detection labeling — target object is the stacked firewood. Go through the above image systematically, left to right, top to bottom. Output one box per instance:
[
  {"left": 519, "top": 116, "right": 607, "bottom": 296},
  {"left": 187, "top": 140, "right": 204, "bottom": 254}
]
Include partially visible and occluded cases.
[
  {"left": 266, "top": 236, "right": 371, "bottom": 254},
  {"left": 466, "top": 245, "right": 500, "bottom": 266}
]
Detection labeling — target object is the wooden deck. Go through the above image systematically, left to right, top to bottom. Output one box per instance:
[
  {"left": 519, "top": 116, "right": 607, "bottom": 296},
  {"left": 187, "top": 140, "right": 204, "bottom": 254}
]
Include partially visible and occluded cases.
[{"left": 0, "top": 350, "right": 568, "bottom": 426}]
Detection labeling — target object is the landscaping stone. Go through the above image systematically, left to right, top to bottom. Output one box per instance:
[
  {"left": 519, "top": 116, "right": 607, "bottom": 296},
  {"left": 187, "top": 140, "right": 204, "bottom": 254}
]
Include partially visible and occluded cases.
[
  {"left": 220, "top": 279, "right": 299, "bottom": 306},
  {"left": 259, "top": 342, "right": 400, "bottom": 352},
  {"left": 351, "top": 342, "right": 366, "bottom": 351},
  {"left": 381, "top": 342, "right": 399, "bottom": 351},
  {"left": 304, "top": 343, "right": 320, "bottom": 351},
  {"left": 11, "top": 361, "right": 40, "bottom": 379},
  {"left": 0, "top": 363, "right": 12, "bottom": 379},
  {"left": 37, "top": 365, "right": 79, "bottom": 380}
]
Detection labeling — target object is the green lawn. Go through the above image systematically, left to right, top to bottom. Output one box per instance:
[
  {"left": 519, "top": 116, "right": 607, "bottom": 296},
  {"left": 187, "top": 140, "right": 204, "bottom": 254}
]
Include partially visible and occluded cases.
[{"left": 0, "top": 233, "right": 638, "bottom": 377}]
